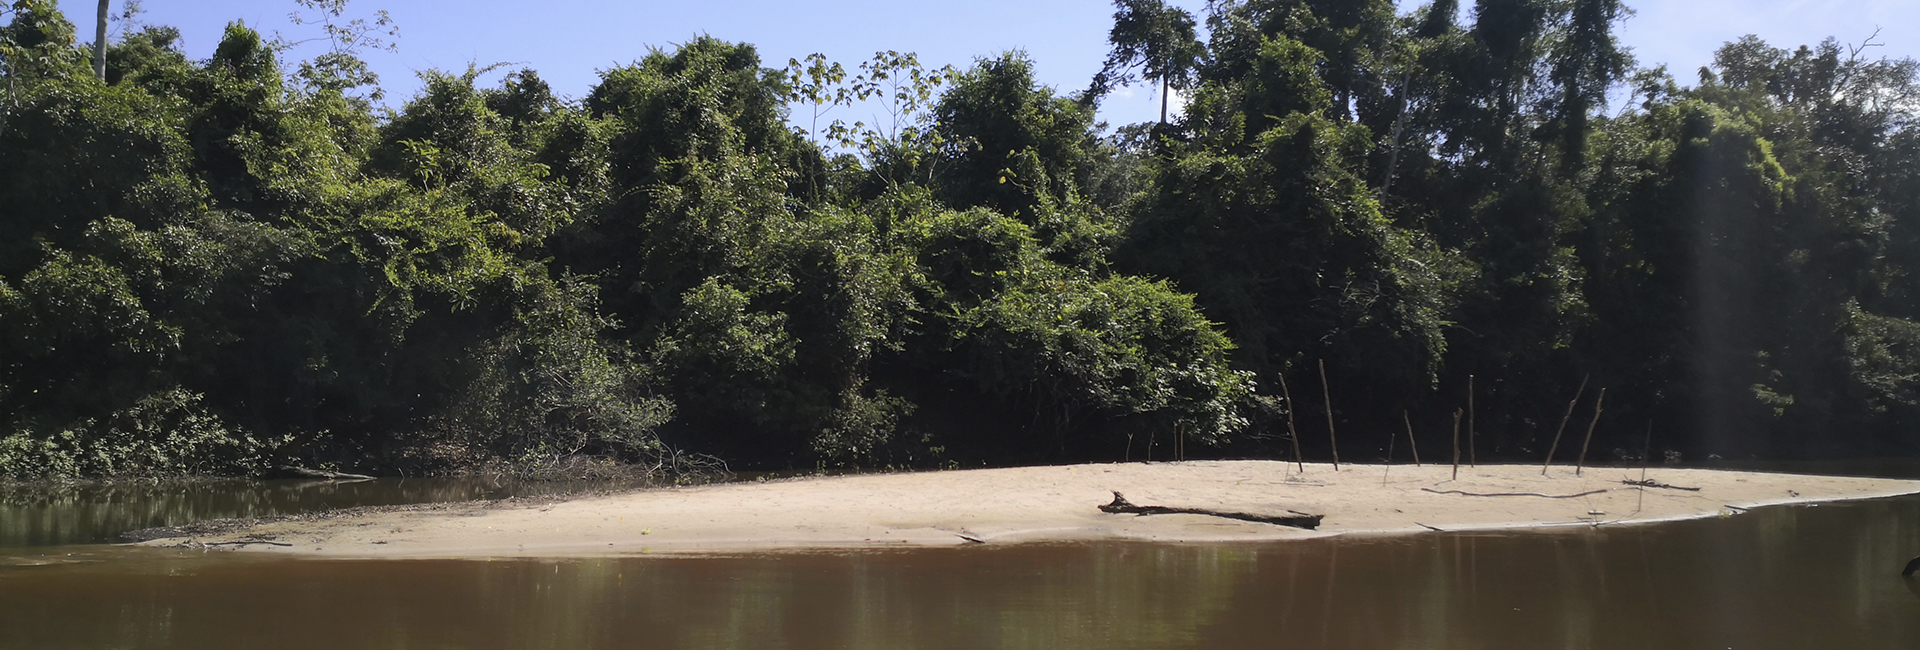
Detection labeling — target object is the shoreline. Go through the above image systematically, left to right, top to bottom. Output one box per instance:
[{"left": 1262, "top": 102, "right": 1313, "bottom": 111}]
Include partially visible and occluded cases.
[{"left": 134, "top": 461, "right": 1920, "bottom": 558}]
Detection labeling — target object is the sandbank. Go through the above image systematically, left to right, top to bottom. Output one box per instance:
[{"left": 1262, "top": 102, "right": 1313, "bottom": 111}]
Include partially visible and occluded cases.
[{"left": 136, "top": 461, "right": 1920, "bottom": 558}]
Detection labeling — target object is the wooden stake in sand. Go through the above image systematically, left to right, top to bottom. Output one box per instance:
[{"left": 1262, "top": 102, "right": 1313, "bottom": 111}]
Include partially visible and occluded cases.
[
  {"left": 1319, "top": 359, "right": 1341, "bottom": 471},
  {"left": 1279, "top": 374, "right": 1305, "bottom": 472},
  {"left": 1467, "top": 374, "right": 1476, "bottom": 468},
  {"left": 1541, "top": 374, "right": 1590, "bottom": 475},
  {"left": 1574, "top": 387, "right": 1608, "bottom": 476},
  {"left": 1451, "top": 408, "right": 1463, "bottom": 480},
  {"left": 1403, "top": 410, "right": 1421, "bottom": 465},
  {"left": 1384, "top": 419, "right": 1398, "bottom": 487},
  {"left": 1638, "top": 421, "right": 1653, "bottom": 512},
  {"left": 1640, "top": 421, "right": 1653, "bottom": 482},
  {"left": 1177, "top": 422, "right": 1185, "bottom": 462}
]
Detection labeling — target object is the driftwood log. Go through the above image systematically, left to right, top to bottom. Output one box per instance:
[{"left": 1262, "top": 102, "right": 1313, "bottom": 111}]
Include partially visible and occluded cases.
[
  {"left": 267, "top": 466, "right": 375, "bottom": 481},
  {"left": 1099, "top": 491, "right": 1324, "bottom": 530}
]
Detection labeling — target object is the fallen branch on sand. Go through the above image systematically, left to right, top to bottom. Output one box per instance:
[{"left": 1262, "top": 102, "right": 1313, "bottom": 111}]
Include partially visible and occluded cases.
[
  {"left": 1622, "top": 479, "right": 1701, "bottom": 492},
  {"left": 1421, "top": 488, "right": 1612, "bottom": 499},
  {"left": 1099, "top": 491, "right": 1324, "bottom": 530},
  {"left": 199, "top": 539, "right": 293, "bottom": 547}
]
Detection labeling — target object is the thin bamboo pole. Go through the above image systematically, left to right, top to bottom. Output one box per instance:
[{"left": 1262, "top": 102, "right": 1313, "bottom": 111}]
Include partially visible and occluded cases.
[
  {"left": 1319, "top": 360, "right": 1340, "bottom": 471},
  {"left": 1280, "top": 374, "right": 1304, "bottom": 472},
  {"left": 1467, "top": 374, "right": 1476, "bottom": 468},
  {"left": 1541, "top": 374, "right": 1590, "bottom": 475},
  {"left": 1574, "top": 388, "right": 1608, "bottom": 476},
  {"left": 1451, "top": 408, "right": 1463, "bottom": 480},
  {"left": 1403, "top": 410, "right": 1422, "bottom": 465},
  {"left": 1638, "top": 421, "right": 1653, "bottom": 512},
  {"left": 1384, "top": 422, "right": 1397, "bottom": 487}
]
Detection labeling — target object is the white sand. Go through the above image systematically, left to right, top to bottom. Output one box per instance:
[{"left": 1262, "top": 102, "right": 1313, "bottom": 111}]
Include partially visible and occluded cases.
[{"left": 139, "top": 461, "right": 1920, "bottom": 558}]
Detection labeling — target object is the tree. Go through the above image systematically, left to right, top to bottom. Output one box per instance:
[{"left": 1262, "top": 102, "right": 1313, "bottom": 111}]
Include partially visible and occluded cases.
[
  {"left": 92, "top": 0, "right": 106, "bottom": 81},
  {"left": 1091, "top": 0, "right": 1203, "bottom": 123},
  {"left": 1546, "top": 0, "right": 1631, "bottom": 170},
  {"left": 1122, "top": 30, "right": 1463, "bottom": 431},
  {"left": 932, "top": 53, "right": 1100, "bottom": 220}
]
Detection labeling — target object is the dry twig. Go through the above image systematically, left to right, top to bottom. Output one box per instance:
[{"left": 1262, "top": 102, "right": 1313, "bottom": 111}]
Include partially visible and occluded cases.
[{"left": 1421, "top": 488, "right": 1613, "bottom": 499}]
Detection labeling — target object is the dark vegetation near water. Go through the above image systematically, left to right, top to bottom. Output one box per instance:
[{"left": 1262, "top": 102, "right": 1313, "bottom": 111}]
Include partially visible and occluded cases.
[{"left": 3, "top": 0, "right": 1919, "bottom": 480}]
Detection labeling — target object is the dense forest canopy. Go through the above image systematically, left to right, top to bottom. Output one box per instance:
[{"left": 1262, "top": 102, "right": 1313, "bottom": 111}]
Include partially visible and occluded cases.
[{"left": 2, "top": 0, "right": 1918, "bottom": 480}]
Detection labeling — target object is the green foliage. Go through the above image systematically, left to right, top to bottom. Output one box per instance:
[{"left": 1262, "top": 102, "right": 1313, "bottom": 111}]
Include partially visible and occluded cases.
[
  {"left": 1, "top": 0, "right": 89, "bottom": 83},
  {"left": 1091, "top": 0, "right": 1204, "bottom": 123},
  {"left": 9, "top": 1, "right": 1920, "bottom": 480},
  {"left": 933, "top": 53, "right": 1100, "bottom": 220},
  {"left": 0, "top": 76, "right": 198, "bottom": 273},
  {"left": 1130, "top": 77, "right": 1461, "bottom": 403},
  {"left": 953, "top": 273, "right": 1251, "bottom": 442},
  {"left": 435, "top": 276, "right": 673, "bottom": 466},
  {"left": 1844, "top": 302, "right": 1920, "bottom": 415},
  {"left": 1, "top": 388, "right": 284, "bottom": 480}
]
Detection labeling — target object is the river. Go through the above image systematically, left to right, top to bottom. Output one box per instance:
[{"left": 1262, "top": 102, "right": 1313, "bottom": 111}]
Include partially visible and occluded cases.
[{"left": 2, "top": 464, "right": 1917, "bottom": 649}]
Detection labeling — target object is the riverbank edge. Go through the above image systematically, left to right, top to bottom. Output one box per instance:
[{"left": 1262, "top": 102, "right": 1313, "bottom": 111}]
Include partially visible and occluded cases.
[{"left": 131, "top": 461, "right": 1920, "bottom": 558}]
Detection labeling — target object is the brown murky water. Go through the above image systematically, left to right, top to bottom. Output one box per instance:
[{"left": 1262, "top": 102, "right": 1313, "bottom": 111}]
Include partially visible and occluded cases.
[{"left": 3, "top": 465, "right": 1919, "bottom": 649}]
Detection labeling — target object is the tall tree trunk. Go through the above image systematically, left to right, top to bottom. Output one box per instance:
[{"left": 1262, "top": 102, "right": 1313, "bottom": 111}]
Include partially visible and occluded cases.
[
  {"left": 93, "top": 0, "right": 109, "bottom": 82},
  {"left": 1380, "top": 71, "right": 1412, "bottom": 194},
  {"left": 1152, "top": 77, "right": 1167, "bottom": 123}
]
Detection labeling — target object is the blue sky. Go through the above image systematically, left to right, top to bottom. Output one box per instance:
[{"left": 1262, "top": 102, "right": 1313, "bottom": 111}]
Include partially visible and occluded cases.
[{"left": 59, "top": 0, "right": 1920, "bottom": 128}]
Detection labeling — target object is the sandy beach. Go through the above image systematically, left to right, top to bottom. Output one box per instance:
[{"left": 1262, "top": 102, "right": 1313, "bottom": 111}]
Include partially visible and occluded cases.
[{"left": 136, "top": 461, "right": 1920, "bottom": 558}]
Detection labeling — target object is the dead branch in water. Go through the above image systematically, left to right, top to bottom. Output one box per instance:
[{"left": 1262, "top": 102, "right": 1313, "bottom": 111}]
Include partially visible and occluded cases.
[
  {"left": 269, "top": 466, "right": 374, "bottom": 481},
  {"left": 1421, "top": 488, "right": 1613, "bottom": 499},
  {"left": 1099, "top": 491, "right": 1324, "bottom": 530}
]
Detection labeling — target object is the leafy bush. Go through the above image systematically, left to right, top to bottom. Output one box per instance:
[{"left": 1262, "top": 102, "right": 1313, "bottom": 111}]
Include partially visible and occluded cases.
[{"left": 0, "top": 388, "right": 284, "bottom": 480}]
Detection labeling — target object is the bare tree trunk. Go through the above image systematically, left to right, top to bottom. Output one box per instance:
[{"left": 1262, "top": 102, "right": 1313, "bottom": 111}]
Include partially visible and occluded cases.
[
  {"left": 94, "top": 0, "right": 109, "bottom": 82},
  {"left": 1380, "top": 71, "right": 1412, "bottom": 193},
  {"left": 1159, "top": 77, "right": 1169, "bottom": 124}
]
